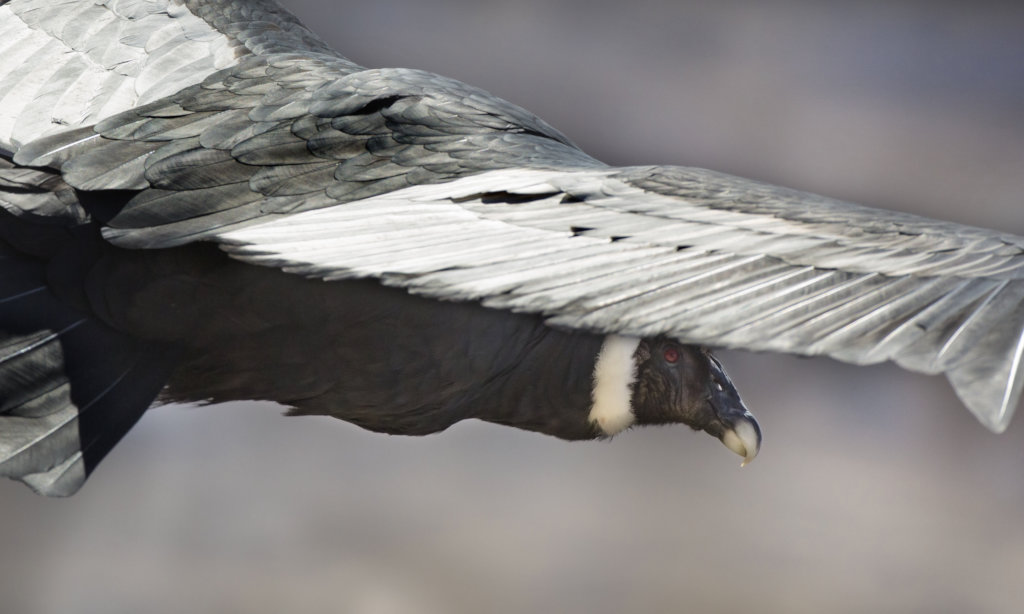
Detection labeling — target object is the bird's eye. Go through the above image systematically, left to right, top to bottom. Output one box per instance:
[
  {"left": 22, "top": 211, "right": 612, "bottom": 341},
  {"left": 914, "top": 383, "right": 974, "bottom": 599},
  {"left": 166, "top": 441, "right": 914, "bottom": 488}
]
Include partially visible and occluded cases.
[{"left": 663, "top": 347, "right": 679, "bottom": 363}]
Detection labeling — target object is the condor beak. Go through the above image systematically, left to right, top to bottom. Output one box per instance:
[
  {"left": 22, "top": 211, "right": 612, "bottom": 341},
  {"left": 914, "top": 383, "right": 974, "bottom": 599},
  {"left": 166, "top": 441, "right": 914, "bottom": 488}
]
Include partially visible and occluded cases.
[
  {"left": 704, "top": 354, "right": 762, "bottom": 466},
  {"left": 720, "top": 413, "right": 761, "bottom": 467}
]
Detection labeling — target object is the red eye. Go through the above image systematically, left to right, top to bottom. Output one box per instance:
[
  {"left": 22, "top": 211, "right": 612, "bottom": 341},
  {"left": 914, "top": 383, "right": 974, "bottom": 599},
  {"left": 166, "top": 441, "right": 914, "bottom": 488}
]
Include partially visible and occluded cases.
[{"left": 663, "top": 347, "right": 679, "bottom": 363}]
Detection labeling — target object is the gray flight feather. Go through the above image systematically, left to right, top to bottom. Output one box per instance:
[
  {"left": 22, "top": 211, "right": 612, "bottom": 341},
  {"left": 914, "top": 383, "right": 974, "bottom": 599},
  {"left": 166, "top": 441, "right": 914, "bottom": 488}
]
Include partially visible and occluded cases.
[{"left": 0, "top": 0, "right": 1021, "bottom": 503}]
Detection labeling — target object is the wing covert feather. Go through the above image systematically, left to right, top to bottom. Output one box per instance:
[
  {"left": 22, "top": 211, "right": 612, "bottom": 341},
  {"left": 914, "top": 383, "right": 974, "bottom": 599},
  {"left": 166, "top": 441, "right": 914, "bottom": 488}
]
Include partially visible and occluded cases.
[{"left": 0, "top": 0, "right": 344, "bottom": 151}]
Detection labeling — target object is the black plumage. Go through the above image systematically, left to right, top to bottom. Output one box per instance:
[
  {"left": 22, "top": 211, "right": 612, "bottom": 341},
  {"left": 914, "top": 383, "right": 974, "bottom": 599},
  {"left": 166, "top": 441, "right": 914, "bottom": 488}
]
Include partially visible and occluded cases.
[{"left": 0, "top": 0, "right": 1019, "bottom": 495}]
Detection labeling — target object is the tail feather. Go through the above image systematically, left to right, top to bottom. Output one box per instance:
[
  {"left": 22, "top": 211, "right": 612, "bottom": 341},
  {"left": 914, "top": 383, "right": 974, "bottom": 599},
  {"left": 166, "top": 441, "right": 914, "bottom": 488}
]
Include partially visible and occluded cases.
[{"left": 0, "top": 239, "right": 171, "bottom": 496}]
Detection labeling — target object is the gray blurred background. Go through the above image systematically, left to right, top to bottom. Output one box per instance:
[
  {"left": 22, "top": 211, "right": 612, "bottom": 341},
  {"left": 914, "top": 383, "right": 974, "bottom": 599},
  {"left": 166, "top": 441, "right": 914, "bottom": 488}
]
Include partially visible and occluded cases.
[{"left": 3, "top": 1, "right": 1024, "bottom": 613}]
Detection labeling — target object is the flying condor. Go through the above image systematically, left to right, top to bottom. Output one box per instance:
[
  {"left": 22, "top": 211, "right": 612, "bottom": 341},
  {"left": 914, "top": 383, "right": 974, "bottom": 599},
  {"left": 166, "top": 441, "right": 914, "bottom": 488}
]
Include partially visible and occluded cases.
[{"left": 0, "top": 0, "right": 1021, "bottom": 496}]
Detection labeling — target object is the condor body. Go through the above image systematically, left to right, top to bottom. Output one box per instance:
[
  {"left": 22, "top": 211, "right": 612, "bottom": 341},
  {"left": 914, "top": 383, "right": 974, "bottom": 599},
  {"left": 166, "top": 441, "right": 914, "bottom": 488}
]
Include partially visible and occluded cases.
[{"left": 0, "top": 0, "right": 1020, "bottom": 495}]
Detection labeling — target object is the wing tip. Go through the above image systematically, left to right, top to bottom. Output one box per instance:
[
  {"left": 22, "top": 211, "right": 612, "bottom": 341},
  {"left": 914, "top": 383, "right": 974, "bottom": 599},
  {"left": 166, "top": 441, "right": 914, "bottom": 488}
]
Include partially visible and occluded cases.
[
  {"left": 947, "top": 322, "right": 1024, "bottom": 434},
  {"left": 960, "top": 394, "right": 1017, "bottom": 434}
]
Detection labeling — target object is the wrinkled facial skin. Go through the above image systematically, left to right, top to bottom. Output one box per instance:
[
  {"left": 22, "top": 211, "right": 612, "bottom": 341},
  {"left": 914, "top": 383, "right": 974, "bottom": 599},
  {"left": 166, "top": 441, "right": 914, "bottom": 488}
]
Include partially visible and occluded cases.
[
  {"left": 630, "top": 337, "right": 761, "bottom": 463},
  {"left": 631, "top": 339, "right": 716, "bottom": 427}
]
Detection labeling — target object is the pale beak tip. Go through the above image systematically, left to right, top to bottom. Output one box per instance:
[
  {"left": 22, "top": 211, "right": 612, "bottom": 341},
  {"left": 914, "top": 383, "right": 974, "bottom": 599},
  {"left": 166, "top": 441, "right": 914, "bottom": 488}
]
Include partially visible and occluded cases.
[{"left": 720, "top": 414, "right": 761, "bottom": 467}]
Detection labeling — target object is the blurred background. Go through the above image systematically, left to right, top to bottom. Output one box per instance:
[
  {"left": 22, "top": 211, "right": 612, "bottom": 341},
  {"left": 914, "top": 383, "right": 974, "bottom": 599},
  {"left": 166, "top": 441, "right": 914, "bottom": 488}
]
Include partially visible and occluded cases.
[{"left": 3, "top": 1, "right": 1024, "bottom": 612}]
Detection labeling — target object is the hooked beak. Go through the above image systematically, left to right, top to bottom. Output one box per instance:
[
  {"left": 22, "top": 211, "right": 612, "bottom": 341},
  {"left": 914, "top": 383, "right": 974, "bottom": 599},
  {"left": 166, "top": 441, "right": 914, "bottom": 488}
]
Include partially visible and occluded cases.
[
  {"left": 703, "top": 354, "right": 762, "bottom": 466},
  {"left": 720, "top": 413, "right": 761, "bottom": 467}
]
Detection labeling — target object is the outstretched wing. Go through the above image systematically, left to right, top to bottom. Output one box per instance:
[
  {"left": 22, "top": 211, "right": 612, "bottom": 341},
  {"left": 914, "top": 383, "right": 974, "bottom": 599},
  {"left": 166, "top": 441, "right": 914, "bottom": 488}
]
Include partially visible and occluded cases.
[
  {"left": 0, "top": 0, "right": 1021, "bottom": 479},
  {"left": 216, "top": 165, "right": 1024, "bottom": 432}
]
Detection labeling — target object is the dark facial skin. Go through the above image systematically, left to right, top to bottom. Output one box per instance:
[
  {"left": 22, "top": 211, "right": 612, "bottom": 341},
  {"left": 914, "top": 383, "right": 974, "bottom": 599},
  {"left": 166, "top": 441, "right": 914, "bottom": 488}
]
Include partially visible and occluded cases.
[{"left": 631, "top": 337, "right": 762, "bottom": 463}]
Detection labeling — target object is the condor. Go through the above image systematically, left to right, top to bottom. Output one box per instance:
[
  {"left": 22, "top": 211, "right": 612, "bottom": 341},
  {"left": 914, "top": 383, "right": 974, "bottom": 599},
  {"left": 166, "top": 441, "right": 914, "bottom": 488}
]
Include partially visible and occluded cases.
[{"left": 0, "top": 0, "right": 1020, "bottom": 495}]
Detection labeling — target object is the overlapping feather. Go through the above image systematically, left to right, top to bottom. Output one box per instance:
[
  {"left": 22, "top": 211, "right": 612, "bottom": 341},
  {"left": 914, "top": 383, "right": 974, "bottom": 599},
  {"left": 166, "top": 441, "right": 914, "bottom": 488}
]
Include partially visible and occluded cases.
[{"left": 0, "top": 0, "right": 1021, "bottom": 445}]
